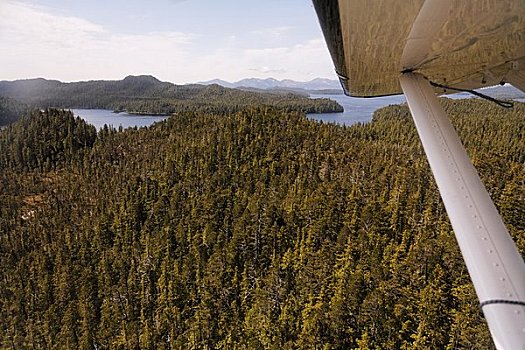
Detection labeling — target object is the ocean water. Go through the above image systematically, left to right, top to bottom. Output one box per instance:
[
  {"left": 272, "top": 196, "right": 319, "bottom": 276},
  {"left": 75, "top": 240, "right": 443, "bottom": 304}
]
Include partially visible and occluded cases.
[
  {"left": 307, "top": 93, "right": 406, "bottom": 126},
  {"left": 72, "top": 109, "right": 167, "bottom": 130}
]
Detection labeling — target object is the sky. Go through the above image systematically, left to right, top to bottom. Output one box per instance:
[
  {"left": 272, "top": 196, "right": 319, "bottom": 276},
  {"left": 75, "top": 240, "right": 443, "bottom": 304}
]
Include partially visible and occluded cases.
[{"left": 0, "top": 0, "right": 337, "bottom": 84}]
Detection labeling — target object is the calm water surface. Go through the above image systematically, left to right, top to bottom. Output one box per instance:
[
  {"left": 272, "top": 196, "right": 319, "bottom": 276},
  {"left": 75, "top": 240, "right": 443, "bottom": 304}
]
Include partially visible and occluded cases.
[
  {"left": 306, "top": 91, "right": 517, "bottom": 126},
  {"left": 307, "top": 94, "right": 406, "bottom": 126},
  {"left": 2, "top": 95, "right": 520, "bottom": 132},
  {"left": 38, "top": 95, "right": 525, "bottom": 131},
  {"left": 72, "top": 109, "right": 167, "bottom": 130}
]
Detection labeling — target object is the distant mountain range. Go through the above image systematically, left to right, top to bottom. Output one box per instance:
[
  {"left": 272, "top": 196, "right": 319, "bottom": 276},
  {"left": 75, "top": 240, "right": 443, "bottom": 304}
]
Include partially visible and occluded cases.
[
  {"left": 0, "top": 75, "right": 344, "bottom": 105},
  {"left": 197, "top": 77, "right": 343, "bottom": 93},
  {"left": 196, "top": 78, "right": 525, "bottom": 100}
]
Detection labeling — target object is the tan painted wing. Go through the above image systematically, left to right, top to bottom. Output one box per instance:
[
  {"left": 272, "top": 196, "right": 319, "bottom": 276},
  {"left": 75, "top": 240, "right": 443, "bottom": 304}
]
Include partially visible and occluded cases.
[{"left": 313, "top": 0, "right": 525, "bottom": 97}]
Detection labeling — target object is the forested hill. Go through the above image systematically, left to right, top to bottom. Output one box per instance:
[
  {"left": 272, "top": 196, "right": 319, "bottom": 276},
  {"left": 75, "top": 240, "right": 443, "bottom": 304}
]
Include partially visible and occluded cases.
[
  {"left": 0, "top": 75, "right": 342, "bottom": 120},
  {"left": 0, "top": 96, "right": 28, "bottom": 126},
  {"left": 1, "top": 98, "right": 523, "bottom": 348}
]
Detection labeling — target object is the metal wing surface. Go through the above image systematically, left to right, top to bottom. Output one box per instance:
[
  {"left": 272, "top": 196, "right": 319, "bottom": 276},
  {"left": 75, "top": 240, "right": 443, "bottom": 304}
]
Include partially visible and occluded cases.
[{"left": 313, "top": 0, "right": 525, "bottom": 97}]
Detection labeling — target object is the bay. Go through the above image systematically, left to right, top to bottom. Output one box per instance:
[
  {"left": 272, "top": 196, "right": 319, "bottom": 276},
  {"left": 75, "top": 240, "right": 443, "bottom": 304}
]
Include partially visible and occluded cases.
[
  {"left": 306, "top": 91, "right": 521, "bottom": 126},
  {"left": 307, "top": 93, "right": 406, "bottom": 126},
  {"left": 72, "top": 109, "right": 168, "bottom": 130}
]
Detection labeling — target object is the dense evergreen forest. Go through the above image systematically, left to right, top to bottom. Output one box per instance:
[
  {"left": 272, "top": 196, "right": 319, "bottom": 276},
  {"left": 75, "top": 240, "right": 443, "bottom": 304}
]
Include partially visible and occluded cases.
[
  {"left": 0, "top": 76, "right": 341, "bottom": 124},
  {"left": 0, "top": 96, "right": 28, "bottom": 126},
  {"left": 0, "top": 98, "right": 523, "bottom": 349}
]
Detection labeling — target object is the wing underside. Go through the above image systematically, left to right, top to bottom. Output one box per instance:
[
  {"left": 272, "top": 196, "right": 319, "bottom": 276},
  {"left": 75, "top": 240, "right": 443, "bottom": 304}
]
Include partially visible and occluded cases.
[{"left": 313, "top": 0, "right": 525, "bottom": 97}]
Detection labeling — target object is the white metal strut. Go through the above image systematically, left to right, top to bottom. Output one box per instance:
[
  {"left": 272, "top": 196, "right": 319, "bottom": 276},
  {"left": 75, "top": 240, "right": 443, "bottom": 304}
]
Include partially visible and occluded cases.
[{"left": 400, "top": 72, "right": 525, "bottom": 350}]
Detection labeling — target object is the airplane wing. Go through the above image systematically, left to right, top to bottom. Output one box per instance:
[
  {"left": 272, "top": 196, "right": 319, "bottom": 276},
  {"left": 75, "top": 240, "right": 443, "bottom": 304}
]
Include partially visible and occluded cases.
[
  {"left": 313, "top": 0, "right": 525, "bottom": 97},
  {"left": 313, "top": 1, "right": 525, "bottom": 349}
]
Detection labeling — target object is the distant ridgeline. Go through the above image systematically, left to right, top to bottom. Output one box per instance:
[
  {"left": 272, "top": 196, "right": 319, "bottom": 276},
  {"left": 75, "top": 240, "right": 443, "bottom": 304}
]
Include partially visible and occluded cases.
[
  {"left": 0, "top": 75, "right": 342, "bottom": 125},
  {"left": 0, "top": 99, "right": 523, "bottom": 348}
]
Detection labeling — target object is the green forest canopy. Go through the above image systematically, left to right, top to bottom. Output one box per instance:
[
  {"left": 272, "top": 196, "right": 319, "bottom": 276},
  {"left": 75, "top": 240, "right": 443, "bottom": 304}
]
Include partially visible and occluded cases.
[
  {"left": 0, "top": 96, "right": 28, "bottom": 126},
  {"left": 0, "top": 98, "right": 523, "bottom": 349}
]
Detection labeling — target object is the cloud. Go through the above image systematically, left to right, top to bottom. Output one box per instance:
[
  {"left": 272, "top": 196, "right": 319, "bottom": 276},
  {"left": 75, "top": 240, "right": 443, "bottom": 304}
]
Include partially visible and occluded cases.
[
  {"left": 0, "top": 1, "right": 195, "bottom": 82},
  {"left": 0, "top": 1, "right": 336, "bottom": 83},
  {"left": 0, "top": 1, "right": 104, "bottom": 51},
  {"left": 250, "top": 26, "right": 293, "bottom": 39},
  {"left": 173, "top": 37, "right": 335, "bottom": 82},
  {"left": 218, "top": 39, "right": 335, "bottom": 81},
  {"left": 249, "top": 67, "right": 287, "bottom": 74}
]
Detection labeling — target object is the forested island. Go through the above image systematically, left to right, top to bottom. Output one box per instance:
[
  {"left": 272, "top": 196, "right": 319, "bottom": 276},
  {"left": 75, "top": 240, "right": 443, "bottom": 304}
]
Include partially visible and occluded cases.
[
  {"left": 0, "top": 75, "right": 342, "bottom": 125},
  {"left": 0, "top": 97, "right": 523, "bottom": 348}
]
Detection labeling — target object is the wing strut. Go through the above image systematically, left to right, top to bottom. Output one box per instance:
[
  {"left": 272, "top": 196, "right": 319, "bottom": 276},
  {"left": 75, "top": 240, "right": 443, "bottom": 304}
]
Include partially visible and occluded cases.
[{"left": 400, "top": 72, "right": 525, "bottom": 350}]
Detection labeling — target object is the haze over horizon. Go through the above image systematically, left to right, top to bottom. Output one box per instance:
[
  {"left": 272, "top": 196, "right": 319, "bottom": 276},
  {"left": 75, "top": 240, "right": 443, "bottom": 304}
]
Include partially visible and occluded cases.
[
  {"left": 0, "top": 0, "right": 337, "bottom": 84},
  {"left": 0, "top": 74, "right": 339, "bottom": 85}
]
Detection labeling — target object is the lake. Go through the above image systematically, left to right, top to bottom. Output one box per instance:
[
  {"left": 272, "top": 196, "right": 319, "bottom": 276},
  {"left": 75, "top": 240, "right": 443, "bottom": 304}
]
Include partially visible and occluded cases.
[
  {"left": 308, "top": 91, "right": 525, "bottom": 126},
  {"left": 307, "top": 93, "right": 406, "bottom": 125},
  {"left": 71, "top": 94, "right": 522, "bottom": 130},
  {"left": 72, "top": 100, "right": 408, "bottom": 130},
  {"left": 72, "top": 109, "right": 168, "bottom": 130}
]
